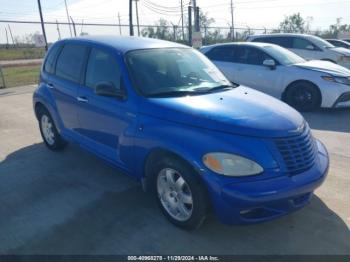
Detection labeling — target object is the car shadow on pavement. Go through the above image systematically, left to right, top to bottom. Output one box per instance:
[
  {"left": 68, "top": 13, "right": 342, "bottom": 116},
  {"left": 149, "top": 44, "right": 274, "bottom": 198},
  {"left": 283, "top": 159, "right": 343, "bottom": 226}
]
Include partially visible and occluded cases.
[
  {"left": 302, "top": 108, "right": 350, "bottom": 133},
  {"left": 1, "top": 143, "right": 350, "bottom": 255}
]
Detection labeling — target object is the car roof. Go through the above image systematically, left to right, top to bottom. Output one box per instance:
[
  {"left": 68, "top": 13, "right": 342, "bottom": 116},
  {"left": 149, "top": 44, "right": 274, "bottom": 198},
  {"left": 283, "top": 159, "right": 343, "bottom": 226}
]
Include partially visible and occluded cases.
[
  {"left": 247, "top": 33, "right": 315, "bottom": 39},
  {"left": 58, "top": 35, "right": 189, "bottom": 53},
  {"left": 201, "top": 41, "right": 274, "bottom": 51}
]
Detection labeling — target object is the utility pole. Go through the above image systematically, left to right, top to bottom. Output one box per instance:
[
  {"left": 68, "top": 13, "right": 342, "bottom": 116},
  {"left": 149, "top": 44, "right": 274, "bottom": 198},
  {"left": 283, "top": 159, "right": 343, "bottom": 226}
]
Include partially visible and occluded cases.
[
  {"left": 37, "top": 0, "right": 48, "bottom": 50},
  {"left": 64, "top": 0, "right": 72, "bottom": 37},
  {"left": 129, "top": 0, "right": 134, "bottom": 36},
  {"left": 135, "top": 0, "right": 140, "bottom": 36},
  {"left": 181, "top": 0, "right": 185, "bottom": 40},
  {"left": 192, "top": 0, "right": 198, "bottom": 32},
  {"left": 230, "top": 0, "right": 234, "bottom": 41},
  {"left": 188, "top": 5, "right": 192, "bottom": 46},
  {"left": 195, "top": 6, "right": 200, "bottom": 32},
  {"left": 118, "top": 12, "right": 122, "bottom": 35},
  {"left": 70, "top": 16, "right": 77, "bottom": 37},
  {"left": 56, "top": 19, "right": 61, "bottom": 40},
  {"left": 81, "top": 19, "right": 84, "bottom": 35},
  {"left": 172, "top": 24, "right": 177, "bottom": 41},
  {"left": 7, "top": 25, "right": 15, "bottom": 46},
  {"left": 5, "top": 28, "right": 9, "bottom": 49}
]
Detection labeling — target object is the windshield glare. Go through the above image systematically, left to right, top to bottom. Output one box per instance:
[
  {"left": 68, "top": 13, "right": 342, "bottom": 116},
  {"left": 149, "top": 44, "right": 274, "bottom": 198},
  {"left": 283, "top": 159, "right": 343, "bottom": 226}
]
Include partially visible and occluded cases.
[
  {"left": 264, "top": 45, "right": 306, "bottom": 65},
  {"left": 126, "top": 48, "right": 231, "bottom": 97}
]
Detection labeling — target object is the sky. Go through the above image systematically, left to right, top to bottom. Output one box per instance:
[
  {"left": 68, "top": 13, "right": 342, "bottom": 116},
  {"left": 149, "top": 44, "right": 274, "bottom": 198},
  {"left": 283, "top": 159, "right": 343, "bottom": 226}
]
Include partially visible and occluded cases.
[{"left": 1, "top": 0, "right": 350, "bottom": 43}]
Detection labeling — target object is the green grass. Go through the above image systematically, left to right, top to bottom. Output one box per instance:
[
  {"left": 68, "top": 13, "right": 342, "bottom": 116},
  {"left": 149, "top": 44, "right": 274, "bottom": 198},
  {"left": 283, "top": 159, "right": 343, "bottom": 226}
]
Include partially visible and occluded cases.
[
  {"left": 0, "top": 48, "right": 45, "bottom": 60},
  {"left": 1, "top": 65, "right": 41, "bottom": 88}
]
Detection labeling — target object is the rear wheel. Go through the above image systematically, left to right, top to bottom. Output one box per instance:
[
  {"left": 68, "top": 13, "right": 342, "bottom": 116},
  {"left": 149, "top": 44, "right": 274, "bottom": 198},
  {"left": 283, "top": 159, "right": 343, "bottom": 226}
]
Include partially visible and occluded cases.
[
  {"left": 285, "top": 82, "right": 321, "bottom": 112},
  {"left": 38, "top": 108, "right": 67, "bottom": 150},
  {"left": 150, "top": 156, "right": 209, "bottom": 230}
]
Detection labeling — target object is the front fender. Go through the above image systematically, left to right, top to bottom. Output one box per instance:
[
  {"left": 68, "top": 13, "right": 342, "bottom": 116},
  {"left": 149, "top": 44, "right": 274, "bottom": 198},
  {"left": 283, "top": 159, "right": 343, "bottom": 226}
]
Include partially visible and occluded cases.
[{"left": 133, "top": 114, "right": 279, "bottom": 186}]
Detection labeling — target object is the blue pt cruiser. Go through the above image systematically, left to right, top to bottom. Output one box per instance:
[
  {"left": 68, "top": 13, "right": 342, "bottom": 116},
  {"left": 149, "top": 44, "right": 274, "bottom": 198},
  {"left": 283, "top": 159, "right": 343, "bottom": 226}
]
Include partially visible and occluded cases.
[{"left": 33, "top": 36, "right": 329, "bottom": 229}]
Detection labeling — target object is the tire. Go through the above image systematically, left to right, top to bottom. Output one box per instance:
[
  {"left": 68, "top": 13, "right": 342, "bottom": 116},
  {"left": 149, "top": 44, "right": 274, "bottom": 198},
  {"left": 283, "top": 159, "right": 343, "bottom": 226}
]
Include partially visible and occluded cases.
[
  {"left": 284, "top": 82, "right": 321, "bottom": 112},
  {"left": 38, "top": 108, "right": 67, "bottom": 151},
  {"left": 149, "top": 156, "right": 209, "bottom": 230}
]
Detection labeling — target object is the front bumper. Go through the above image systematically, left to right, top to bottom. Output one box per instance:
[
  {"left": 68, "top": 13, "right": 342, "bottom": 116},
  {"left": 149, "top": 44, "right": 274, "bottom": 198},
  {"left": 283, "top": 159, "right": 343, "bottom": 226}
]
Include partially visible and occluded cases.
[
  {"left": 319, "top": 80, "right": 350, "bottom": 108},
  {"left": 333, "top": 91, "right": 350, "bottom": 108},
  {"left": 209, "top": 140, "right": 329, "bottom": 225}
]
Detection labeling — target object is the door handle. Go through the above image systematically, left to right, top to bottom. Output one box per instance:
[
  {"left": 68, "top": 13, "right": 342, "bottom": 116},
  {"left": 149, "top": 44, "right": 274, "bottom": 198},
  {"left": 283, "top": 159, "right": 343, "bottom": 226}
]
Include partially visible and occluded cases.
[
  {"left": 47, "top": 83, "right": 55, "bottom": 89},
  {"left": 77, "top": 96, "right": 88, "bottom": 103}
]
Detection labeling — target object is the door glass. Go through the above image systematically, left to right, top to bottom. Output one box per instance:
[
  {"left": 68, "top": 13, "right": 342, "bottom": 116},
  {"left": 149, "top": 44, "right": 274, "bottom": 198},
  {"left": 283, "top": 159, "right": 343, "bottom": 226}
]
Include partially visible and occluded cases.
[
  {"left": 292, "top": 38, "right": 315, "bottom": 50},
  {"left": 44, "top": 44, "right": 61, "bottom": 74},
  {"left": 56, "top": 44, "right": 87, "bottom": 83},
  {"left": 206, "top": 46, "right": 235, "bottom": 62},
  {"left": 234, "top": 46, "right": 272, "bottom": 65},
  {"left": 85, "top": 48, "right": 121, "bottom": 90}
]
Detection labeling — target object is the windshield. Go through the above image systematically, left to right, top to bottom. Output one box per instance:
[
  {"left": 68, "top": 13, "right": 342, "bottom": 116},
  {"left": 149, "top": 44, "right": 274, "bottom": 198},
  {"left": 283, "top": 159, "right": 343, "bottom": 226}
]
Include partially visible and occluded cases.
[
  {"left": 310, "top": 35, "right": 335, "bottom": 49},
  {"left": 264, "top": 45, "right": 305, "bottom": 65},
  {"left": 126, "top": 48, "right": 233, "bottom": 97}
]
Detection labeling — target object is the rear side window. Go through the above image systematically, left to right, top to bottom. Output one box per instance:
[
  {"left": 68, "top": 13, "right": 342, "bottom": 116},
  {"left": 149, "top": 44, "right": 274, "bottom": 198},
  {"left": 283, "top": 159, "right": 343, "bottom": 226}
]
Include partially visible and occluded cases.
[
  {"left": 253, "top": 36, "right": 292, "bottom": 48},
  {"left": 252, "top": 37, "right": 274, "bottom": 44},
  {"left": 44, "top": 44, "right": 61, "bottom": 74},
  {"left": 56, "top": 44, "right": 87, "bottom": 83},
  {"left": 206, "top": 46, "right": 235, "bottom": 62},
  {"left": 85, "top": 48, "right": 121, "bottom": 90}
]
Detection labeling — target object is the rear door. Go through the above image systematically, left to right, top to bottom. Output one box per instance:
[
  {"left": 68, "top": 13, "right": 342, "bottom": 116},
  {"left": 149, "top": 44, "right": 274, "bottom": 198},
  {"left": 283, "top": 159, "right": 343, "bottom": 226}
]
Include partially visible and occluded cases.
[
  {"left": 48, "top": 43, "right": 88, "bottom": 141},
  {"left": 77, "top": 47, "right": 134, "bottom": 164}
]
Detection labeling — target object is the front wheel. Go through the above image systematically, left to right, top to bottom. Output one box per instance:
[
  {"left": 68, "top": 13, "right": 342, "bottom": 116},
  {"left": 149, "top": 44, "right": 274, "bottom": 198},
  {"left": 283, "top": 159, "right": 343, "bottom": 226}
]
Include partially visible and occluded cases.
[
  {"left": 284, "top": 82, "right": 321, "bottom": 112},
  {"left": 151, "top": 157, "right": 209, "bottom": 230}
]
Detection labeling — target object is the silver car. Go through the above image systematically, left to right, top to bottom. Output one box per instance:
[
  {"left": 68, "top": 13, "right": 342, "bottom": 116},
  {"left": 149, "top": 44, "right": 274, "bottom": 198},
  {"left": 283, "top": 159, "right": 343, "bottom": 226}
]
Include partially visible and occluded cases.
[
  {"left": 247, "top": 33, "right": 350, "bottom": 69},
  {"left": 201, "top": 42, "right": 350, "bottom": 111}
]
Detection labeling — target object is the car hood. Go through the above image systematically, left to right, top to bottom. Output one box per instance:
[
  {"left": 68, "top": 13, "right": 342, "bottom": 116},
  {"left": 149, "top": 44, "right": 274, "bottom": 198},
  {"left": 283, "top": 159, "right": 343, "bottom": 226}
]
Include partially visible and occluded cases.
[
  {"left": 294, "top": 60, "right": 350, "bottom": 77},
  {"left": 141, "top": 86, "right": 304, "bottom": 138}
]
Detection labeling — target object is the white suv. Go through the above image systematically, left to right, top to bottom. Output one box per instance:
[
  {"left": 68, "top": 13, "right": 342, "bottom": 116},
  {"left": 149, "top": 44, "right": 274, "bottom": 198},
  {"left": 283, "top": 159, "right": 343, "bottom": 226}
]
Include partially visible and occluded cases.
[{"left": 247, "top": 33, "right": 350, "bottom": 69}]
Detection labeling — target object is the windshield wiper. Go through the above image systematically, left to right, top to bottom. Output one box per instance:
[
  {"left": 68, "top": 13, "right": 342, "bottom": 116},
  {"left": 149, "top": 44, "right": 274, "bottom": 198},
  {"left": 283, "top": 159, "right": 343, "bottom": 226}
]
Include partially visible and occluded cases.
[
  {"left": 147, "top": 84, "right": 237, "bottom": 98},
  {"left": 193, "top": 84, "right": 237, "bottom": 93},
  {"left": 147, "top": 90, "right": 199, "bottom": 98}
]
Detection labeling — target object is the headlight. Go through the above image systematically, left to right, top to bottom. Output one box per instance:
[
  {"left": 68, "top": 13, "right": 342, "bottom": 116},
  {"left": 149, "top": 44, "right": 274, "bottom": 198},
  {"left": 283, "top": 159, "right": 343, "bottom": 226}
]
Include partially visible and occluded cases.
[
  {"left": 322, "top": 75, "right": 350, "bottom": 85},
  {"left": 202, "top": 152, "right": 263, "bottom": 177}
]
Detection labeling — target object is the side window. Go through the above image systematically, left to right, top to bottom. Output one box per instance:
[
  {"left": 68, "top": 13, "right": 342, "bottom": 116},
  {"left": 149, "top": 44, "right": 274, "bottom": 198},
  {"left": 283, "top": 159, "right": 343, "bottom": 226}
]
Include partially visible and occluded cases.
[
  {"left": 252, "top": 37, "right": 273, "bottom": 44},
  {"left": 252, "top": 37, "right": 292, "bottom": 48},
  {"left": 271, "top": 37, "right": 293, "bottom": 48},
  {"left": 292, "top": 37, "right": 316, "bottom": 50},
  {"left": 44, "top": 44, "right": 61, "bottom": 74},
  {"left": 56, "top": 44, "right": 87, "bottom": 83},
  {"left": 206, "top": 46, "right": 235, "bottom": 62},
  {"left": 234, "top": 46, "right": 272, "bottom": 65},
  {"left": 85, "top": 48, "right": 121, "bottom": 90}
]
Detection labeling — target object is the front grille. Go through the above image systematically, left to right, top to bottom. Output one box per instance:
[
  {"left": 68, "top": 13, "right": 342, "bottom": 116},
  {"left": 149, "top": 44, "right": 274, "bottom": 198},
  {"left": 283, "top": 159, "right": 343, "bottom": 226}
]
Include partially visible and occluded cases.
[{"left": 274, "top": 125, "right": 316, "bottom": 175}]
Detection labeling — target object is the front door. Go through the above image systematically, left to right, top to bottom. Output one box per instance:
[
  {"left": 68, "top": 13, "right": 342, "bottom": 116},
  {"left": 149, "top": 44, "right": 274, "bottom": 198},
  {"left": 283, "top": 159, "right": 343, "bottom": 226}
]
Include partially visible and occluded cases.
[{"left": 77, "top": 47, "right": 135, "bottom": 165}]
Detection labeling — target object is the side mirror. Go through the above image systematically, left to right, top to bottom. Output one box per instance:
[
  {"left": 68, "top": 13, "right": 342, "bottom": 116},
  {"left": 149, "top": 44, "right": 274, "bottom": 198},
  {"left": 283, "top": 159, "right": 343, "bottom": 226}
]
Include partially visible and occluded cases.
[
  {"left": 306, "top": 45, "right": 315, "bottom": 50},
  {"left": 263, "top": 59, "right": 276, "bottom": 70},
  {"left": 95, "top": 82, "right": 126, "bottom": 99}
]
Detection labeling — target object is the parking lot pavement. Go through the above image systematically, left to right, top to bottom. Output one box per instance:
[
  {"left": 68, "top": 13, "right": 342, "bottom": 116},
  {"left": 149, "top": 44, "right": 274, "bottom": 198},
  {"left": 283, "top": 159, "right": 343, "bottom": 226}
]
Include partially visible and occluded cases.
[{"left": 0, "top": 86, "right": 349, "bottom": 255}]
